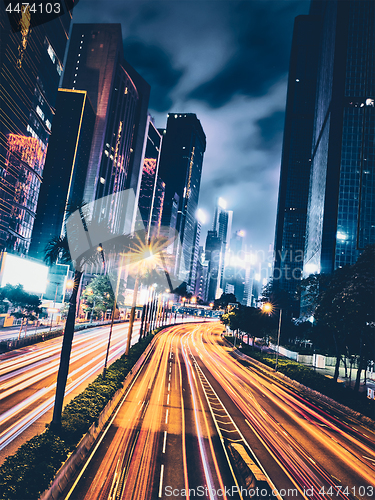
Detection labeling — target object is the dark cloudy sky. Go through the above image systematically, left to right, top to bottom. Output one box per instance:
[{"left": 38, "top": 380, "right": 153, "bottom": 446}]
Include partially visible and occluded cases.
[{"left": 72, "top": 0, "right": 310, "bottom": 256}]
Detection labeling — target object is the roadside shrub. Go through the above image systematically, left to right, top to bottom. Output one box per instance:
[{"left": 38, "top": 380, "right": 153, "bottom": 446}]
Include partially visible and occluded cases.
[{"left": 226, "top": 337, "right": 374, "bottom": 420}]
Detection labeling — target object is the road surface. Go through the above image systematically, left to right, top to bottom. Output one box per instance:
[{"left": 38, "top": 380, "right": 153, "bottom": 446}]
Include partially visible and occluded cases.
[{"left": 60, "top": 323, "right": 375, "bottom": 500}]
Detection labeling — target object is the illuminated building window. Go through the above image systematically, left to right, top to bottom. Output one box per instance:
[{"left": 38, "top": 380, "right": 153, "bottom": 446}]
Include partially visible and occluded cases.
[
  {"left": 47, "top": 44, "right": 56, "bottom": 63},
  {"left": 36, "top": 106, "right": 45, "bottom": 120}
]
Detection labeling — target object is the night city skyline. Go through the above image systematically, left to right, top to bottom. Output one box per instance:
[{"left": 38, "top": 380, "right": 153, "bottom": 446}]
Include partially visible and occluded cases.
[{"left": 71, "top": 0, "right": 311, "bottom": 257}]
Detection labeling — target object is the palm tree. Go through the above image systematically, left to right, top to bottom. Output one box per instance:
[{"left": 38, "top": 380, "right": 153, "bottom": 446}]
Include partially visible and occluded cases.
[{"left": 44, "top": 203, "right": 119, "bottom": 428}]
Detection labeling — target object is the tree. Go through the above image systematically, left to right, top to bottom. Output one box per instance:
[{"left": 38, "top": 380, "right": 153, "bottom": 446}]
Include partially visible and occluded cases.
[
  {"left": 44, "top": 202, "right": 133, "bottom": 428},
  {"left": 312, "top": 244, "right": 375, "bottom": 388},
  {"left": 330, "top": 245, "right": 375, "bottom": 390},
  {"left": 313, "top": 266, "right": 352, "bottom": 382},
  {"left": 82, "top": 275, "right": 124, "bottom": 322},
  {"left": 173, "top": 282, "right": 192, "bottom": 300},
  {"left": 1, "top": 284, "right": 41, "bottom": 337},
  {"left": 213, "top": 293, "right": 237, "bottom": 310},
  {"left": 220, "top": 305, "right": 272, "bottom": 347},
  {"left": 237, "top": 306, "right": 271, "bottom": 348}
]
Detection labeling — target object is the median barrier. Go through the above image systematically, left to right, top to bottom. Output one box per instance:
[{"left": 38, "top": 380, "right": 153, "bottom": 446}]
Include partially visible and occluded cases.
[
  {"left": 39, "top": 325, "right": 178, "bottom": 500},
  {"left": 39, "top": 335, "right": 157, "bottom": 500}
]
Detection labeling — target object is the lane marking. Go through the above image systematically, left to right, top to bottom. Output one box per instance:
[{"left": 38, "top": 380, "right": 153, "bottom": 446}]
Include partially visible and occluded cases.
[
  {"left": 168, "top": 374, "right": 171, "bottom": 381},
  {"left": 168, "top": 382, "right": 170, "bottom": 392},
  {"left": 167, "top": 394, "right": 169, "bottom": 405},
  {"left": 165, "top": 409, "right": 169, "bottom": 424},
  {"left": 162, "top": 431, "right": 167, "bottom": 453},
  {"left": 158, "top": 464, "right": 164, "bottom": 497}
]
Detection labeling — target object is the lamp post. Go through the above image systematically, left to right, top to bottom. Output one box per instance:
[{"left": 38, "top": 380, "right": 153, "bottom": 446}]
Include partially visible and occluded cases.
[
  {"left": 49, "top": 282, "right": 59, "bottom": 332},
  {"left": 275, "top": 308, "right": 282, "bottom": 372}
]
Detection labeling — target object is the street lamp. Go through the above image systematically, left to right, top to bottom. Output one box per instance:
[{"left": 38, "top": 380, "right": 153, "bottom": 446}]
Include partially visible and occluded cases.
[
  {"left": 49, "top": 281, "right": 60, "bottom": 332},
  {"left": 262, "top": 302, "right": 282, "bottom": 371},
  {"left": 262, "top": 302, "right": 272, "bottom": 314},
  {"left": 275, "top": 308, "right": 282, "bottom": 372}
]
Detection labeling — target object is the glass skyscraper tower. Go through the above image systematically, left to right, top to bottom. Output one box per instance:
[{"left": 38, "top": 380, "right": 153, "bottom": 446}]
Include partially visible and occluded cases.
[
  {"left": 274, "top": 0, "right": 374, "bottom": 315},
  {"left": 304, "top": 0, "right": 374, "bottom": 276},
  {"left": 0, "top": 7, "right": 71, "bottom": 255},
  {"left": 273, "top": 13, "right": 321, "bottom": 314},
  {"left": 62, "top": 24, "right": 150, "bottom": 235},
  {"left": 159, "top": 113, "right": 206, "bottom": 286}
]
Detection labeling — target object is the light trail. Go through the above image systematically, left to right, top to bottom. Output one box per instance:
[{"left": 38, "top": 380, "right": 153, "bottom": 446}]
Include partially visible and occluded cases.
[
  {"left": 0, "top": 323, "right": 141, "bottom": 460},
  {"left": 192, "top": 323, "right": 375, "bottom": 500}
]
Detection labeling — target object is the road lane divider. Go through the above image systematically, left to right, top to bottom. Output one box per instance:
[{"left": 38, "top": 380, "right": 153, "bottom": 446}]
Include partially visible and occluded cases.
[
  {"left": 40, "top": 332, "right": 160, "bottom": 500},
  {"left": 190, "top": 348, "right": 282, "bottom": 500},
  {"left": 162, "top": 431, "right": 167, "bottom": 454},
  {"left": 159, "top": 464, "right": 164, "bottom": 498}
]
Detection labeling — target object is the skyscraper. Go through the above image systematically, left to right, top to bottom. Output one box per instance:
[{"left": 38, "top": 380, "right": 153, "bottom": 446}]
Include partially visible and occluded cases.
[
  {"left": 304, "top": 0, "right": 375, "bottom": 277},
  {"left": 0, "top": 7, "right": 71, "bottom": 255},
  {"left": 273, "top": 13, "right": 321, "bottom": 314},
  {"left": 61, "top": 24, "right": 150, "bottom": 235},
  {"left": 29, "top": 89, "right": 96, "bottom": 260},
  {"left": 159, "top": 113, "right": 206, "bottom": 286},
  {"left": 138, "top": 117, "right": 164, "bottom": 237},
  {"left": 212, "top": 197, "right": 233, "bottom": 292},
  {"left": 205, "top": 230, "right": 222, "bottom": 302}
]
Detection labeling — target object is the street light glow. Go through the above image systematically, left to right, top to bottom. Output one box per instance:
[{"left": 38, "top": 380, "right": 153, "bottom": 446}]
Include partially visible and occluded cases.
[{"left": 262, "top": 302, "right": 273, "bottom": 313}]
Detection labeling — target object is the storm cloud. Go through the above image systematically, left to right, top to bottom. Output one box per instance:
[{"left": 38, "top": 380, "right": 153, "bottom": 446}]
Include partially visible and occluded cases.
[{"left": 72, "top": 0, "right": 310, "bottom": 254}]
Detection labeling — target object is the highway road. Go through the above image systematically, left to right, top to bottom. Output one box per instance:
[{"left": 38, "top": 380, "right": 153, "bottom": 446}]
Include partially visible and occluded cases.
[
  {"left": 0, "top": 316, "right": 199, "bottom": 466},
  {"left": 0, "top": 320, "right": 143, "bottom": 464},
  {"left": 61, "top": 322, "right": 375, "bottom": 500}
]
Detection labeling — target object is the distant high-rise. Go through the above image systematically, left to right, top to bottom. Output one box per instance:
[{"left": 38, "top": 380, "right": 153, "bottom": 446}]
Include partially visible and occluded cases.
[
  {"left": 304, "top": 0, "right": 375, "bottom": 277},
  {"left": 0, "top": 7, "right": 71, "bottom": 255},
  {"left": 273, "top": 13, "right": 321, "bottom": 314},
  {"left": 62, "top": 24, "right": 150, "bottom": 234},
  {"left": 29, "top": 89, "right": 96, "bottom": 260},
  {"left": 159, "top": 113, "right": 206, "bottom": 286},
  {"left": 212, "top": 197, "right": 232, "bottom": 292},
  {"left": 213, "top": 198, "right": 232, "bottom": 248},
  {"left": 205, "top": 230, "right": 221, "bottom": 302},
  {"left": 222, "top": 230, "right": 247, "bottom": 304},
  {"left": 194, "top": 246, "right": 208, "bottom": 301}
]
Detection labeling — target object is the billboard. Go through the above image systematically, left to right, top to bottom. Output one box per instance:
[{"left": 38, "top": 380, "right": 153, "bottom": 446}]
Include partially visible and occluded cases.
[{"left": 0, "top": 253, "right": 49, "bottom": 295}]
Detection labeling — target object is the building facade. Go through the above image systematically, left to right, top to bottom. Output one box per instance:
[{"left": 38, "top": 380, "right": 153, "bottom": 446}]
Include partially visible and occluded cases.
[
  {"left": 304, "top": 0, "right": 375, "bottom": 277},
  {"left": 0, "top": 7, "right": 71, "bottom": 255},
  {"left": 273, "top": 13, "right": 321, "bottom": 314},
  {"left": 61, "top": 24, "right": 150, "bottom": 235},
  {"left": 29, "top": 89, "right": 96, "bottom": 260},
  {"left": 158, "top": 113, "right": 206, "bottom": 286},
  {"left": 138, "top": 117, "right": 164, "bottom": 237},
  {"left": 212, "top": 197, "right": 233, "bottom": 292},
  {"left": 205, "top": 230, "right": 222, "bottom": 302}
]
